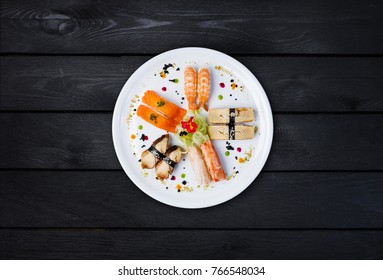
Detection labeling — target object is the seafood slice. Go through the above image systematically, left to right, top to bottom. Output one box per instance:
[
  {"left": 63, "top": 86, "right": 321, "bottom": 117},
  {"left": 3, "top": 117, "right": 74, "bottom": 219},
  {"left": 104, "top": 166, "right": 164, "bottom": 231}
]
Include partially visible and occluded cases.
[
  {"left": 184, "top": 66, "right": 197, "bottom": 110},
  {"left": 197, "top": 68, "right": 211, "bottom": 111},
  {"left": 142, "top": 90, "right": 186, "bottom": 124},
  {"left": 137, "top": 105, "right": 179, "bottom": 133},
  {"left": 208, "top": 108, "right": 254, "bottom": 123},
  {"left": 208, "top": 125, "right": 255, "bottom": 140},
  {"left": 141, "top": 134, "right": 169, "bottom": 169},
  {"left": 200, "top": 139, "right": 226, "bottom": 182},
  {"left": 187, "top": 145, "right": 212, "bottom": 185},
  {"left": 155, "top": 146, "right": 182, "bottom": 180}
]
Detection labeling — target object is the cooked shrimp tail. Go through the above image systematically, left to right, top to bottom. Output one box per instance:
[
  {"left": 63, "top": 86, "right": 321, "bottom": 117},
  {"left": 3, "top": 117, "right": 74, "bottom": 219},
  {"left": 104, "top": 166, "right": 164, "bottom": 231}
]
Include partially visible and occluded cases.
[
  {"left": 184, "top": 66, "right": 198, "bottom": 110},
  {"left": 197, "top": 67, "right": 210, "bottom": 111}
]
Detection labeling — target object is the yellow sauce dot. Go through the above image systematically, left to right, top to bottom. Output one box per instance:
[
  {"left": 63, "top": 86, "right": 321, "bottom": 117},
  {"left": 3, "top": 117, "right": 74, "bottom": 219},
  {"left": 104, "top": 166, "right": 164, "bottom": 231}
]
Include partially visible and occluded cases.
[
  {"left": 159, "top": 71, "right": 166, "bottom": 78},
  {"left": 131, "top": 134, "right": 136, "bottom": 140},
  {"left": 238, "top": 158, "right": 245, "bottom": 164}
]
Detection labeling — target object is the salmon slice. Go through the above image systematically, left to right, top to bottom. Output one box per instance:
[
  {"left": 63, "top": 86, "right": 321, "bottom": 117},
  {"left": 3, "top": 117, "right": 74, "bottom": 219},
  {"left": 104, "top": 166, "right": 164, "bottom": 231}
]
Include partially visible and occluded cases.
[
  {"left": 142, "top": 90, "right": 186, "bottom": 124},
  {"left": 137, "top": 105, "right": 178, "bottom": 133}
]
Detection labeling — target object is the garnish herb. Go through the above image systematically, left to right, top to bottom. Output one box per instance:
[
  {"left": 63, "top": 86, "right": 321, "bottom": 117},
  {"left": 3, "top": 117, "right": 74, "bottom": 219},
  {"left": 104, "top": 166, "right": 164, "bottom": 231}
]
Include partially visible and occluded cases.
[
  {"left": 156, "top": 100, "right": 165, "bottom": 107},
  {"left": 149, "top": 114, "right": 158, "bottom": 123}
]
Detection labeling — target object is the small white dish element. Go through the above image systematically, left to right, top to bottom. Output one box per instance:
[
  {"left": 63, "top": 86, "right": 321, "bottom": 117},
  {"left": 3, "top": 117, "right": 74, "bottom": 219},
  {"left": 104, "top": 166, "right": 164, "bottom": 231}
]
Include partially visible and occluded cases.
[{"left": 112, "top": 47, "right": 273, "bottom": 208}]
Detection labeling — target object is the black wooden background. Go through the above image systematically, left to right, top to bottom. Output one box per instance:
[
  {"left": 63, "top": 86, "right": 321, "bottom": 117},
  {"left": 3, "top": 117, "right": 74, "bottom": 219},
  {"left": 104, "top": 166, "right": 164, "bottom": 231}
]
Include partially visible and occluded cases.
[{"left": 1, "top": 0, "right": 383, "bottom": 260}]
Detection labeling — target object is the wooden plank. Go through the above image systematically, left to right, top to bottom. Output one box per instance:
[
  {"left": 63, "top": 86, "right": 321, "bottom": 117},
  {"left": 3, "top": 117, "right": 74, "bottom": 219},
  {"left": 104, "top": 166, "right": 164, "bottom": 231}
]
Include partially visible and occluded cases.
[
  {"left": 1, "top": 0, "right": 382, "bottom": 54},
  {"left": 1, "top": 56, "right": 383, "bottom": 112},
  {"left": 1, "top": 113, "right": 383, "bottom": 170},
  {"left": 1, "top": 171, "right": 383, "bottom": 228},
  {"left": 1, "top": 229, "right": 382, "bottom": 259}
]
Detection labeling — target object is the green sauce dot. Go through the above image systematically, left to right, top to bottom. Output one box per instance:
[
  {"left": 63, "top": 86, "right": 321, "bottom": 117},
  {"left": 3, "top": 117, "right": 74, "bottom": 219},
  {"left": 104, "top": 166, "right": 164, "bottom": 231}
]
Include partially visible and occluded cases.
[
  {"left": 174, "top": 78, "right": 179, "bottom": 83},
  {"left": 218, "top": 95, "right": 223, "bottom": 100},
  {"left": 138, "top": 125, "right": 143, "bottom": 130},
  {"left": 225, "top": 151, "right": 230, "bottom": 156},
  {"left": 181, "top": 173, "right": 186, "bottom": 178}
]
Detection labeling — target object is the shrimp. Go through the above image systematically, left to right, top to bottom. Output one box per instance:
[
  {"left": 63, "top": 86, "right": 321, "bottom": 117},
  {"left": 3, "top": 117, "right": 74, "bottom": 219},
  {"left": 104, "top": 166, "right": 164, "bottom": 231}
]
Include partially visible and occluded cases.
[
  {"left": 184, "top": 66, "right": 197, "bottom": 110},
  {"left": 197, "top": 67, "right": 210, "bottom": 111}
]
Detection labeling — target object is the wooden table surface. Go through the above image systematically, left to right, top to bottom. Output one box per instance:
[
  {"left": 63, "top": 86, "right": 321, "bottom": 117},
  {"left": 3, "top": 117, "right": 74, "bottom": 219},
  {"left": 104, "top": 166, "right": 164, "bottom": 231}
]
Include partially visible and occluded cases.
[{"left": 1, "top": 0, "right": 383, "bottom": 259}]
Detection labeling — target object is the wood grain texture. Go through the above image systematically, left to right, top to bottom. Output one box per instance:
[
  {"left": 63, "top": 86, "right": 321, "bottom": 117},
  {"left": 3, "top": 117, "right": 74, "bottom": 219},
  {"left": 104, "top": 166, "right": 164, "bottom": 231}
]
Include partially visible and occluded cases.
[
  {"left": 1, "top": 0, "right": 383, "bottom": 54},
  {"left": 1, "top": 56, "right": 383, "bottom": 112},
  {"left": 1, "top": 113, "right": 383, "bottom": 170},
  {"left": 1, "top": 171, "right": 383, "bottom": 228},
  {"left": 1, "top": 229, "right": 382, "bottom": 259}
]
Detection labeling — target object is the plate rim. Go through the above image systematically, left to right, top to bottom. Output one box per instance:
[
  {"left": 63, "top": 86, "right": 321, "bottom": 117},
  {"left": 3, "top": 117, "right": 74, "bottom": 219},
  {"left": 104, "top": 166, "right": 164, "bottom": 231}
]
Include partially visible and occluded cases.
[{"left": 112, "top": 47, "right": 273, "bottom": 209}]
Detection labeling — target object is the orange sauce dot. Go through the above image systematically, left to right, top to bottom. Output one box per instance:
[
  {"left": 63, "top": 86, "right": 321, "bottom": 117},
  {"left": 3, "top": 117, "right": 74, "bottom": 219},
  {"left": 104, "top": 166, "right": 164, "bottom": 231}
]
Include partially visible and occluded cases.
[
  {"left": 131, "top": 134, "right": 136, "bottom": 140},
  {"left": 238, "top": 158, "right": 245, "bottom": 164},
  {"left": 176, "top": 184, "right": 182, "bottom": 190}
]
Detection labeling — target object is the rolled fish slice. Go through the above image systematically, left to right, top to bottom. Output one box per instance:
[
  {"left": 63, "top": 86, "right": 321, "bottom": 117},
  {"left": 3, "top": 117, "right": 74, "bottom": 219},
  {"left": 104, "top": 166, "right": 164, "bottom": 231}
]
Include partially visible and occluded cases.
[
  {"left": 208, "top": 108, "right": 254, "bottom": 124},
  {"left": 208, "top": 125, "right": 255, "bottom": 140},
  {"left": 141, "top": 134, "right": 169, "bottom": 169},
  {"left": 200, "top": 139, "right": 226, "bottom": 182},
  {"left": 187, "top": 145, "right": 212, "bottom": 185},
  {"left": 155, "top": 146, "right": 182, "bottom": 180}
]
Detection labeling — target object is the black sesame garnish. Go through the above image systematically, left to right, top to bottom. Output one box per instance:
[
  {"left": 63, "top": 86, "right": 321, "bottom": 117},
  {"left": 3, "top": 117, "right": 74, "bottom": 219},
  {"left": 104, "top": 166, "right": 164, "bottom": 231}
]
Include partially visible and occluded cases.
[
  {"left": 163, "top": 63, "right": 173, "bottom": 73},
  {"left": 176, "top": 67, "right": 180, "bottom": 71},
  {"left": 230, "top": 79, "right": 234, "bottom": 82},
  {"left": 226, "top": 143, "right": 234, "bottom": 150},
  {"left": 141, "top": 145, "right": 146, "bottom": 148},
  {"left": 235, "top": 156, "right": 238, "bottom": 160},
  {"left": 182, "top": 180, "right": 187, "bottom": 185}
]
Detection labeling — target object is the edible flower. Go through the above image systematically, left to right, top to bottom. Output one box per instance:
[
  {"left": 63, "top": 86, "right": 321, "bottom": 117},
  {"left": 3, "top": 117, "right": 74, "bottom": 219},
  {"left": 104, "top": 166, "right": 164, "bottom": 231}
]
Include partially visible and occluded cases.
[{"left": 181, "top": 117, "right": 198, "bottom": 133}]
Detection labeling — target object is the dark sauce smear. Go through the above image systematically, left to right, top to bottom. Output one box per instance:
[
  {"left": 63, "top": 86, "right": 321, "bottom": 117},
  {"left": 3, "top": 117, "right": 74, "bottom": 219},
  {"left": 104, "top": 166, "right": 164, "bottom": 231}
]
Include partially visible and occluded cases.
[
  {"left": 163, "top": 63, "right": 173, "bottom": 74},
  {"left": 226, "top": 141, "right": 235, "bottom": 150}
]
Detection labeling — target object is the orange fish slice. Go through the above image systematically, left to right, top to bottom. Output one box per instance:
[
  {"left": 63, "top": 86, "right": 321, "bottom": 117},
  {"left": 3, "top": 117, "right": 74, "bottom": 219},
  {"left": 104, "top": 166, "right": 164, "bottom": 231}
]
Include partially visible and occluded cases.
[
  {"left": 142, "top": 90, "right": 186, "bottom": 124},
  {"left": 137, "top": 105, "right": 178, "bottom": 133}
]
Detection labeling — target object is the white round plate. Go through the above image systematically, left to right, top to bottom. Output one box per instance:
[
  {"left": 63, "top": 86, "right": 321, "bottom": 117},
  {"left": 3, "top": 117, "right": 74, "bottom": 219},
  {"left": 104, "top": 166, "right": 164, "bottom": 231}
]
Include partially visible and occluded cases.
[{"left": 112, "top": 47, "right": 273, "bottom": 208}]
